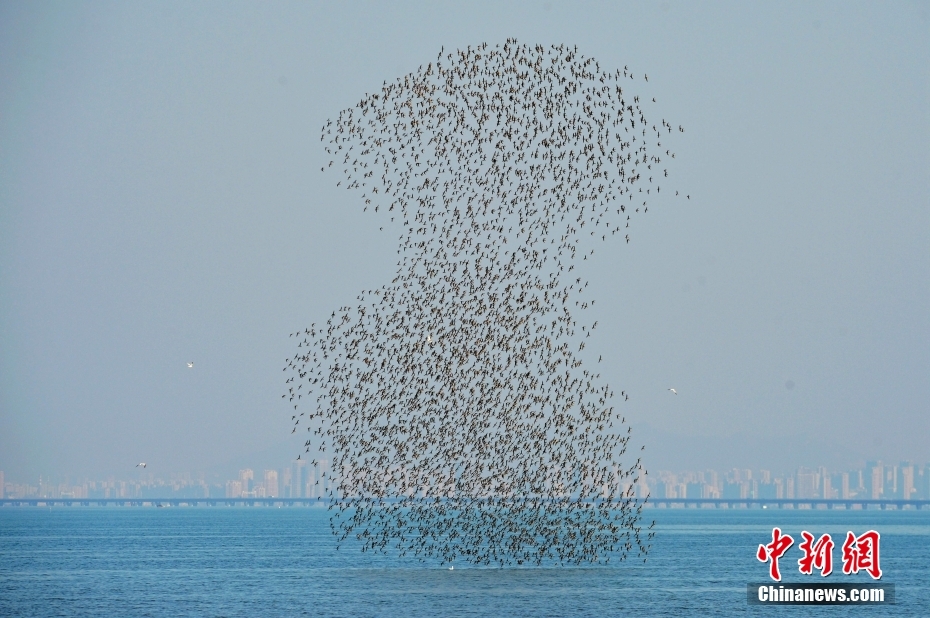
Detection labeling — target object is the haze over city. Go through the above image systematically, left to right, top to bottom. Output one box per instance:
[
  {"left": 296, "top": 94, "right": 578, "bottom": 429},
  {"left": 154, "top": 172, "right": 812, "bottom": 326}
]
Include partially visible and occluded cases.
[{"left": 1, "top": 2, "right": 927, "bottom": 482}]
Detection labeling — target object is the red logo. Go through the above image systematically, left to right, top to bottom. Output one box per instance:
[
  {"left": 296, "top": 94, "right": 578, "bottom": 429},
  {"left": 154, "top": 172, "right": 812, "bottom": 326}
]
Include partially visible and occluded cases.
[
  {"left": 757, "top": 527, "right": 794, "bottom": 581},
  {"left": 759, "top": 528, "right": 882, "bottom": 581},
  {"left": 842, "top": 530, "right": 882, "bottom": 580},
  {"left": 798, "top": 531, "right": 834, "bottom": 576}
]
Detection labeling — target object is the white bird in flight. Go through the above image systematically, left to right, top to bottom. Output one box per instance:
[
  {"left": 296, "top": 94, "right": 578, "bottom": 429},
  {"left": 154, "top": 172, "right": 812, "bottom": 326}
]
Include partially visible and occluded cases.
[
  {"left": 187, "top": 362, "right": 194, "bottom": 368},
  {"left": 668, "top": 388, "right": 677, "bottom": 395},
  {"left": 136, "top": 463, "right": 147, "bottom": 468}
]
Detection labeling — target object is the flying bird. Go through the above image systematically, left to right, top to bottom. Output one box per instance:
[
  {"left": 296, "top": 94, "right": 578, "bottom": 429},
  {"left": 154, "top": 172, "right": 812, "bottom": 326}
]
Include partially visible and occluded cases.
[
  {"left": 283, "top": 39, "right": 685, "bottom": 569},
  {"left": 187, "top": 362, "right": 194, "bottom": 368},
  {"left": 668, "top": 388, "right": 677, "bottom": 395},
  {"left": 136, "top": 463, "right": 146, "bottom": 468}
]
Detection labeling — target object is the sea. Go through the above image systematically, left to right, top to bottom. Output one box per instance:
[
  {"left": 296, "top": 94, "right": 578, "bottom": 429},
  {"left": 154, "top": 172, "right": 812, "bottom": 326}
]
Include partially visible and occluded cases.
[{"left": 1, "top": 506, "right": 928, "bottom": 617}]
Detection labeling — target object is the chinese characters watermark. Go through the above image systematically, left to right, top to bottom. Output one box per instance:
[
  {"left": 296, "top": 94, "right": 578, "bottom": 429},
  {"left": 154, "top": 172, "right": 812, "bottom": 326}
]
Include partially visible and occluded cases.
[{"left": 757, "top": 529, "right": 881, "bottom": 581}]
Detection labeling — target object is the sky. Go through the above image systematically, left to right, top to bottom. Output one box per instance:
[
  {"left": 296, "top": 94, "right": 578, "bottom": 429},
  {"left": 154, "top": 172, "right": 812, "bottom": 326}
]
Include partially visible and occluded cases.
[{"left": 1, "top": 1, "right": 927, "bottom": 482}]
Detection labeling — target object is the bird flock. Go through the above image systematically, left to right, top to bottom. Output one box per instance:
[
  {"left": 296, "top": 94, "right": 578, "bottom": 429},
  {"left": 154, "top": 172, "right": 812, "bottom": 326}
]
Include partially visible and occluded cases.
[{"left": 284, "top": 40, "right": 685, "bottom": 567}]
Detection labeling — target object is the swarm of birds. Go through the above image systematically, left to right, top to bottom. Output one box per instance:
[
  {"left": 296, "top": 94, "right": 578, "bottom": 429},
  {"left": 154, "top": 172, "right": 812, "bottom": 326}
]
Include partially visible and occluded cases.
[{"left": 284, "top": 40, "right": 684, "bottom": 567}]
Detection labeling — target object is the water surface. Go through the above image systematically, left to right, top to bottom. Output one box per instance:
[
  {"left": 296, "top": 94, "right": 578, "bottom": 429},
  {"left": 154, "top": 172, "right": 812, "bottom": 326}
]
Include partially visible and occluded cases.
[{"left": 1, "top": 506, "right": 927, "bottom": 616}]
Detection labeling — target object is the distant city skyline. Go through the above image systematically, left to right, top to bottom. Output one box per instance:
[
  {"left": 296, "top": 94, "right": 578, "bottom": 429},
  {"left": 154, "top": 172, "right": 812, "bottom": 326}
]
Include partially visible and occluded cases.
[{"left": 4, "top": 459, "right": 929, "bottom": 504}]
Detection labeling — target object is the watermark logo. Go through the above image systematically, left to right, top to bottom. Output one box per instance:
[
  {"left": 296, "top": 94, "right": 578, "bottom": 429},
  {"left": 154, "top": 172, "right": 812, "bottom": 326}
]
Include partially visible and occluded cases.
[
  {"left": 756, "top": 527, "right": 794, "bottom": 581},
  {"left": 751, "top": 528, "right": 890, "bottom": 604},
  {"left": 757, "top": 528, "right": 881, "bottom": 581},
  {"left": 841, "top": 530, "right": 882, "bottom": 579},
  {"left": 798, "top": 531, "right": 833, "bottom": 576},
  {"left": 748, "top": 583, "right": 895, "bottom": 605}
]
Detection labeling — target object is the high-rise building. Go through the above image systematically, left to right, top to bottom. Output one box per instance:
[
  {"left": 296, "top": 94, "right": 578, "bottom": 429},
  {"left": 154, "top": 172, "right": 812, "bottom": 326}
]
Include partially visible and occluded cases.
[
  {"left": 315, "top": 459, "right": 329, "bottom": 496},
  {"left": 291, "top": 461, "right": 304, "bottom": 498},
  {"left": 865, "top": 461, "right": 883, "bottom": 499},
  {"left": 900, "top": 462, "right": 915, "bottom": 500},
  {"left": 298, "top": 465, "right": 315, "bottom": 498},
  {"left": 885, "top": 465, "right": 898, "bottom": 499},
  {"left": 281, "top": 467, "right": 292, "bottom": 498},
  {"left": 818, "top": 467, "right": 832, "bottom": 499},
  {"left": 795, "top": 468, "right": 818, "bottom": 499},
  {"left": 239, "top": 469, "right": 254, "bottom": 496},
  {"left": 705, "top": 469, "right": 719, "bottom": 492},
  {"left": 849, "top": 469, "right": 863, "bottom": 496},
  {"left": 0, "top": 470, "right": 4, "bottom": 499},
  {"left": 264, "top": 470, "right": 279, "bottom": 498},
  {"left": 833, "top": 472, "right": 850, "bottom": 499},
  {"left": 636, "top": 479, "right": 650, "bottom": 499},
  {"left": 226, "top": 480, "right": 242, "bottom": 498},
  {"left": 656, "top": 480, "right": 677, "bottom": 499},
  {"left": 722, "top": 480, "right": 742, "bottom": 499},
  {"left": 757, "top": 481, "right": 776, "bottom": 499},
  {"left": 686, "top": 482, "right": 704, "bottom": 499}
]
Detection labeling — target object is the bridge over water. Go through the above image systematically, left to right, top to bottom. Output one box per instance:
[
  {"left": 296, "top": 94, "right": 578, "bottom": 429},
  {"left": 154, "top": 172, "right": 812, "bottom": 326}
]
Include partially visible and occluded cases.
[
  {"left": 1, "top": 497, "right": 928, "bottom": 509},
  {"left": 0, "top": 498, "right": 326, "bottom": 507},
  {"left": 648, "top": 498, "right": 929, "bottom": 510}
]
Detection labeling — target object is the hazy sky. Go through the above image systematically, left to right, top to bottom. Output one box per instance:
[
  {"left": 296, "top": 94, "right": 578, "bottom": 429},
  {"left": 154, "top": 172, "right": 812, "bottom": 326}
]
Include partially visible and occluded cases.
[{"left": 1, "top": 1, "right": 927, "bottom": 481}]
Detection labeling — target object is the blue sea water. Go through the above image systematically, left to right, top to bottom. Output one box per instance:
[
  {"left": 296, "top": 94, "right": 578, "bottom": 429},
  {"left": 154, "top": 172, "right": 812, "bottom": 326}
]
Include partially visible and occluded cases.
[{"left": 1, "top": 506, "right": 928, "bottom": 616}]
